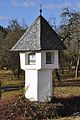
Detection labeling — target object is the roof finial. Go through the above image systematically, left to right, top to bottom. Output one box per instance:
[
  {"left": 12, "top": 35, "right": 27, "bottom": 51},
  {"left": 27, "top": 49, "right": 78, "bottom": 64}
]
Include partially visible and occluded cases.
[{"left": 40, "top": 4, "right": 42, "bottom": 15}]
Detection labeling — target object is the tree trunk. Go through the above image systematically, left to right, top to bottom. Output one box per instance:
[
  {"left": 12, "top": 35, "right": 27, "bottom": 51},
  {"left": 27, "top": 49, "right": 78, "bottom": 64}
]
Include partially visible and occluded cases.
[
  {"left": 17, "top": 54, "right": 20, "bottom": 78},
  {"left": 75, "top": 57, "right": 79, "bottom": 78},
  {"left": 68, "top": 60, "right": 72, "bottom": 74},
  {"left": 61, "top": 67, "right": 64, "bottom": 74},
  {"left": 0, "top": 80, "right": 1, "bottom": 99}
]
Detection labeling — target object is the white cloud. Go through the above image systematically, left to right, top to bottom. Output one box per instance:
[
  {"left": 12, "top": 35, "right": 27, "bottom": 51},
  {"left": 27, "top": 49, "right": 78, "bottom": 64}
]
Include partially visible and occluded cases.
[
  {"left": 11, "top": 0, "right": 35, "bottom": 7},
  {"left": 11, "top": 0, "right": 23, "bottom": 7},
  {"left": 44, "top": 2, "right": 72, "bottom": 9},
  {"left": 0, "top": 16, "right": 6, "bottom": 20}
]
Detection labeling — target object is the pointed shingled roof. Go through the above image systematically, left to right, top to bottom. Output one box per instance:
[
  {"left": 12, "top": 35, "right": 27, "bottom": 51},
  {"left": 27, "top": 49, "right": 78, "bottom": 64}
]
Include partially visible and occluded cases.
[{"left": 11, "top": 15, "right": 67, "bottom": 51}]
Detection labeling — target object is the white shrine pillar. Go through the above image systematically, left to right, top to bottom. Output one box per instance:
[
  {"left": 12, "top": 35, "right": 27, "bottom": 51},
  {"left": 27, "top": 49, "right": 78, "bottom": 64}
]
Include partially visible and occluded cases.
[
  {"left": 11, "top": 15, "right": 66, "bottom": 102},
  {"left": 20, "top": 50, "right": 58, "bottom": 102},
  {"left": 25, "top": 69, "right": 52, "bottom": 101}
]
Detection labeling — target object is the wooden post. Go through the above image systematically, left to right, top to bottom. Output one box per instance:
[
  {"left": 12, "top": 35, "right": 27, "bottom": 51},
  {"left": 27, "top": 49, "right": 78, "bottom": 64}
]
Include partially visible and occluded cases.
[
  {"left": 55, "top": 69, "right": 61, "bottom": 81},
  {"left": 0, "top": 80, "right": 1, "bottom": 99}
]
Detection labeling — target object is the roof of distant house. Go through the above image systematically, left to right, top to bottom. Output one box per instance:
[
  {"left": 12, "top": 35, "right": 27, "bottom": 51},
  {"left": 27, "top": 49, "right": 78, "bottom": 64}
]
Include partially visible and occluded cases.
[{"left": 11, "top": 15, "right": 67, "bottom": 51}]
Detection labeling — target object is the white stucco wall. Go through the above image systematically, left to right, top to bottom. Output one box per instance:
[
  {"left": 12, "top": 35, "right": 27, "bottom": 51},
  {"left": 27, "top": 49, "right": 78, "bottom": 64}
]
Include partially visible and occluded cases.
[
  {"left": 20, "top": 50, "right": 58, "bottom": 71},
  {"left": 20, "top": 50, "right": 59, "bottom": 102},
  {"left": 41, "top": 50, "right": 59, "bottom": 69},
  {"left": 20, "top": 52, "right": 41, "bottom": 70},
  {"left": 20, "top": 53, "right": 25, "bottom": 70},
  {"left": 25, "top": 69, "right": 52, "bottom": 102},
  {"left": 25, "top": 70, "right": 38, "bottom": 101},
  {"left": 38, "top": 70, "right": 52, "bottom": 102}
]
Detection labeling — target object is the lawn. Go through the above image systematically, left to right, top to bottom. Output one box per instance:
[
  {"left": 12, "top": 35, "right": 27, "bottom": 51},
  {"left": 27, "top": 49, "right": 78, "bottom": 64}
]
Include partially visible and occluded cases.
[
  {"left": 0, "top": 69, "right": 24, "bottom": 102},
  {"left": 1, "top": 69, "right": 80, "bottom": 100},
  {"left": 0, "top": 70, "right": 80, "bottom": 120},
  {"left": 0, "top": 70, "right": 24, "bottom": 87},
  {"left": 54, "top": 86, "right": 80, "bottom": 98},
  {"left": 1, "top": 90, "right": 23, "bottom": 101},
  {"left": 56, "top": 117, "right": 80, "bottom": 120}
]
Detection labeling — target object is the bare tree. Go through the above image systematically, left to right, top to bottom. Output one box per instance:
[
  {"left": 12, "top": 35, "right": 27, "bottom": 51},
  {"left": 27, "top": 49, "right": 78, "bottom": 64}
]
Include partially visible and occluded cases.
[{"left": 59, "top": 8, "right": 80, "bottom": 77}]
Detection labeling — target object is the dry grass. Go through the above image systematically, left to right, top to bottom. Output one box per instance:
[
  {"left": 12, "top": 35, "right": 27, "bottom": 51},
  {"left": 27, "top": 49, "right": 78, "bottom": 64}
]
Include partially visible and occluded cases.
[
  {"left": 0, "top": 70, "right": 24, "bottom": 86},
  {"left": 0, "top": 70, "right": 80, "bottom": 119},
  {"left": 0, "top": 70, "right": 24, "bottom": 102},
  {"left": 53, "top": 86, "right": 80, "bottom": 98},
  {"left": 1, "top": 89, "right": 23, "bottom": 101},
  {"left": 56, "top": 116, "right": 80, "bottom": 120}
]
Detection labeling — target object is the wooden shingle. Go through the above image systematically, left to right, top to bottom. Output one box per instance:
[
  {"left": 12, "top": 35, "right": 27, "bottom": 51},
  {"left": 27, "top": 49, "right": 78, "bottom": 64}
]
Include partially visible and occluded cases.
[{"left": 11, "top": 15, "right": 67, "bottom": 51}]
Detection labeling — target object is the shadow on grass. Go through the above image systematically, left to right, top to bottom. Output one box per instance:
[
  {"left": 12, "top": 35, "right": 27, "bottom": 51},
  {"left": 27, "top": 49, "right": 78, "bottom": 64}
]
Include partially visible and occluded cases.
[
  {"left": 53, "top": 79, "right": 80, "bottom": 87},
  {"left": 51, "top": 95, "right": 80, "bottom": 117}
]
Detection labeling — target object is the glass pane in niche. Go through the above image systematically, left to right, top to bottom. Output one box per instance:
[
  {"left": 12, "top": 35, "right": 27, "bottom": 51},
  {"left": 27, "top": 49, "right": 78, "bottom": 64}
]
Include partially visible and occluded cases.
[
  {"left": 46, "top": 52, "right": 51, "bottom": 64},
  {"left": 28, "top": 53, "right": 36, "bottom": 65}
]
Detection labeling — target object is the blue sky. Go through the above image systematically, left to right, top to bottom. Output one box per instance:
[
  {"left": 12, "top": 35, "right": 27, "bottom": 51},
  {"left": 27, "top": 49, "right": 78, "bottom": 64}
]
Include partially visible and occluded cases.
[{"left": 0, "top": 0, "right": 80, "bottom": 27}]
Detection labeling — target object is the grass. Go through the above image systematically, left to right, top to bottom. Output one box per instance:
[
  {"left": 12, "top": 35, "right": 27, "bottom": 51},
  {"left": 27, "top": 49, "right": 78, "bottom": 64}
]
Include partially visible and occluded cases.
[
  {"left": 1, "top": 69, "right": 80, "bottom": 99},
  {"left": 52, "top": 69, "right": 75, "bottom": 80},
  {"left": 53, "top": 69, "right": 80, "bottom": 98},
  {"left": 0, "top": 70, "right": 24, "bottom": 87},
  {"left": 0, "top": 70, "right": 24, "bottom": 101},
  {"left": 1, "top": 70, "right": 80, "bottom": 119},
  {"left": 2, "top": 80, "right": 24, "bottom": 87},
  {"left": 2, "top": 86, "right": 80, "bottom": 101},
  {"left": 53, "top": 86, "right": 80, "bottom": 98},
  {"left": 1, "top": 89, "right": 23, "bottom": 101},
  {"left": 55, "top": 116, "right": 80, "bottom": 120}
]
